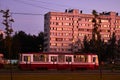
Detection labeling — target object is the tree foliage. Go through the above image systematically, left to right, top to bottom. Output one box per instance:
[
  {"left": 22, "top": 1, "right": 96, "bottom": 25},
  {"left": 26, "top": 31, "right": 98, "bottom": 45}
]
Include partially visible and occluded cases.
[{"left": 0, "top": 31, "right": 44, "bottom": 59}]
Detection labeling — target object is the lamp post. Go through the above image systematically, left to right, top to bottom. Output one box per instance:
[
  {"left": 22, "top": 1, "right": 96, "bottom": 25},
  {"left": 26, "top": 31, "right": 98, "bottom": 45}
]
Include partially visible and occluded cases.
[{"left": 0, "top": 9, "right": 14, "bottom": 80}]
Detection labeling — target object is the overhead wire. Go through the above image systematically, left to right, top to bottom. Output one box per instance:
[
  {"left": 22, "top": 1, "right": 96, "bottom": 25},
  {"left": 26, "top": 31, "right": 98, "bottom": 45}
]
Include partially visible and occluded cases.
[
  {"left": 2, "top": 0, "right": 120, "bottom": 16},
  {"left": 13, "top": 0, "right": 60, "bottom": 11},
  {"left": 28, "top": 0, "right": 72, "bottom": 8},
  {"left": 11, "top": 12, "right": 44, "bottom": 16}
]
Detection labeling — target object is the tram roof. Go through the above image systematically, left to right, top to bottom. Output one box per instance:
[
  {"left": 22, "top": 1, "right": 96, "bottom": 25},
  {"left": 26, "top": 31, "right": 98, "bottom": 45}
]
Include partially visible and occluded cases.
[{"left": 19, "top": 52, "right": 97, "bottom": 55}]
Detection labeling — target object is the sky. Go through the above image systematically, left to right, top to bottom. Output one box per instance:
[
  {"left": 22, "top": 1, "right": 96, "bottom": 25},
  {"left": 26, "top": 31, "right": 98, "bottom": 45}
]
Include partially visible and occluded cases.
[{"left": 0, "top": 0, "right": 120, "bottom": 35}]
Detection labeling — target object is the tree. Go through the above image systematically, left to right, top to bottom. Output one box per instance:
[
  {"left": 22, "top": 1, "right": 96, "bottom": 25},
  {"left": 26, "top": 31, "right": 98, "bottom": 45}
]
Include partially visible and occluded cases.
[
  {"left": 0, "top": 9, "right": 14, "bottom": 59},
  {"left": 0, "top": 9, "right": 14, "bottom": 80},
  {"left": 91, "top": 10, "right": 103, "bottom": 80},
  {"left": 92, "top": 10, "right": 102, "bottom": 62},
  {"left": 11, "top": 31, "right": 44, "bottom": 58},
  {"left": 37, "top": 32, "right": 44, "bottom": 52},
  {"left": 106, "top": 32, "right": 117, "bottom": 61},
  {"left": 0, "top": 34, "right": 4, "bottom": 53},
  {"left": 83, "top": 35, "right": 90, "bottom": 53},
  {"left": 72, "top": 39, "right": 83, "bottom": 53},
  {"left": 116, "top": 39, "right": 120, "bottom": 60}
]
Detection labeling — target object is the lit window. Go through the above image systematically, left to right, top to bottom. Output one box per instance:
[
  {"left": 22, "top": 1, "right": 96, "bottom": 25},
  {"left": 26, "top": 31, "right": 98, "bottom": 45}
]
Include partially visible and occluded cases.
[
  {"left": 51, "top": 16, "right": 56, "bottom": 20},
  {"left": 56, "top": 17, "right": 59, "bottom": 20},
  {"left": 66, "top": 18, "right": 69, "bottom": 20},
  {"left": 88, "top": 19, "right": 92, "bottom": 22},
  {"left": 101, "top": 19, "right": 109, "bottom": 22},
  {"left": 58, "top": 22, "right": 62, "bottom": 25},
  {"left": 64, "top": 23, "right": 69, "bottom": 26},
  {"left": 82, "top": 24, "right": 85, "bottom": 26},
  {"left": 103, "top": 25, "right": 108, "bottom": 27},
  {"left": 116, "top": 26, "right": 120, "bottom": 28},
  {"left": 57, "top": 28, "right": 62, "bottom": 30},
  {"left": 79, "top": 33, "right": 84, "bottom": 36},
  {"left": 103, "top": 34, "right": 109, "bottom": 37},
  {"left": 51, "top": 38, "right": 56, "bottom": 40},
  {"left": 51, "top": 43, "right": 56, "bottom": 46},
  {"left": 57, "top": 43, "right": 62, "bottom": 46},
  {"left": 63, "top": 43, "right": 68, "bottom": 46}
]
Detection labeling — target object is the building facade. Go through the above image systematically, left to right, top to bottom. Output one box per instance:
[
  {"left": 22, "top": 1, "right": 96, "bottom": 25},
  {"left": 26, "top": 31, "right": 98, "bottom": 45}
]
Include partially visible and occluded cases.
[{"left": 44, "top": 9, "right": 120, "bottom": 53}]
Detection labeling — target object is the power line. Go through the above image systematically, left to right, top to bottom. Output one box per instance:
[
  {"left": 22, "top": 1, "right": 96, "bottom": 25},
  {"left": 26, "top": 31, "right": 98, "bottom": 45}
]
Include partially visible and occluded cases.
[
  {"left": 13, "top": 0, "right": 59, "bottom": 11},
  {"left": 22, "top": 0, "right": 120, "bottom": 15},
  {"left": 29, "top": 0, "right": 72, "bottom": 8},
  {"left": 11, "top": 12, "right": 44, "bottom": 16}
]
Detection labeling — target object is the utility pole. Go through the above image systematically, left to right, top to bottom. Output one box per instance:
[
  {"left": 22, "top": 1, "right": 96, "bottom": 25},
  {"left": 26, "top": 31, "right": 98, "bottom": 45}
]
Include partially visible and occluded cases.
[{"left": 0, "top": 9, "right": 14, "bottom": 80}]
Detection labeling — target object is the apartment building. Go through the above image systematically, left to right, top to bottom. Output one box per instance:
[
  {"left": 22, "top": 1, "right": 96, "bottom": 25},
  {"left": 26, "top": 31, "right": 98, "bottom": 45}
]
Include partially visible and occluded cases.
[{"left": 44, "top": 9, "right": 120, "bottom": 53}]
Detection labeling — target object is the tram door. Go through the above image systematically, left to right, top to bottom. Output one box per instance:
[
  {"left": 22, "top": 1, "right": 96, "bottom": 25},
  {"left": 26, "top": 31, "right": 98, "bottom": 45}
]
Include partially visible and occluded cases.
[{"left": 24, "top": 56, "right": 31, "bottom": 69}]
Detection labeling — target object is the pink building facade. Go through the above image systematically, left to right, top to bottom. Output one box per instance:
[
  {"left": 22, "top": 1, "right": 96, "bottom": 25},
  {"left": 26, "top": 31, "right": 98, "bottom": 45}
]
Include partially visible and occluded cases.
[{"left": 44, "top": 9, "right": 120, "bottom": 53}]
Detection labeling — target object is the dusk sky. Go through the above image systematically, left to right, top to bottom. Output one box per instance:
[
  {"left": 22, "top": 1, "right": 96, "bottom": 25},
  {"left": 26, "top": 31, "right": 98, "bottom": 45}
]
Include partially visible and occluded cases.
[{"left": 0, "top": 0, "right": 120, "bottom": 35}]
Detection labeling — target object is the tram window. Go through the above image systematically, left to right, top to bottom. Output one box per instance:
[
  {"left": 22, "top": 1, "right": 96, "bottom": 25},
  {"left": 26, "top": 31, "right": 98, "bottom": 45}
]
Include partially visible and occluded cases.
[
  {"left": 33, "top": 54, "right": 45, "bottom": 62},
  {"left": 39, "top": 54, "right": 45, "bottom": 62},
  {"left": 58, "top": 55, "right": 65, "bottom": 62},
  {"left": 74, "top": 55, "right": 87, "bottom": 62},
  {"left": 24, "top": 56, "right": 28, "bottom": 62},
  {"left": 51, "top": 56, "right": 57, "bottom": 62},
  {"left": 66, "top": 56, "right": 72, "bottom": 62},
  {"left": 85, "top": 56, "right": 88, "bottom": 62},
  {"left": 93, "top": 57, "right": 96, "bottom": 62}
]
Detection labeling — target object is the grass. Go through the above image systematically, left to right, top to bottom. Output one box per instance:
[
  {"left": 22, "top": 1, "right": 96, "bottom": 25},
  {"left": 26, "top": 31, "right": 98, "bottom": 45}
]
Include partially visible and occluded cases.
[{"left": 0, "top": 73, "right": 120, "bottom": 80}]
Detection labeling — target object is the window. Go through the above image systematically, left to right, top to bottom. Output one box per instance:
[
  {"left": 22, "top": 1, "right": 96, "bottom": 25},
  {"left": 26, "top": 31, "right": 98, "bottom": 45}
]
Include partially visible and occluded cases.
[
  {"left": 51, "top": 16, "right": 56, "bottom": 20},
  {"left": 56, "top": 17, "right": 59, "bottom": 20},
  {"left": 66, "top": 17, "right": 69, "bottom": 20},
  {"left": 88, "top": 19, "right": 92, "bottom": 22},
  {"left": 101, "top": 19, "right": 108, "bottom": 22},
  {"left": 56, "top": 22, "right": 58, "bottom": 25},
  {"left": 58, "top": 22, "right": 62, "bottom": 25},
  {"left": 64, "top": 22, "right": 69, "bottom": 26},
  {"left": 103, "top": 25, "right": 109, "bottom": 27},
  {"left": 116, "top": 25, "right": 120, "bottom": 28},
  {"left": 57, "top": 28, "right": 62, "bottom": 30},
  {"left": 79, "top": 33, "right": 84, "bottom": 36},
  {"left": 103, "top": 34, "right": 109, "bottom": 37},
  {"left": 50, "top": 38, "right": 56, "bottom": 41},
  {"left": 56, "top": 38, "right": 63, "bottom": 41},
  {"left": 51, "top": 43, "right": 56, "bottom": 46},
  {"left": 57, "top": 43, "right": 62, "bottom": 46},
  {"left": 63, "top": 43, "right": 68, "bottom": 46},
  {"left": 33, "top": 54, "right": 45, "bottom": 62},
  {"left": 58, "top": 55, "right": 65, "bottom": 62},
  {"left": 74, "top": 55, "right": 87, "bottom": 62},
  {"left": 24, "top": 56, "right": 28, "bottom": 62},
  {"left": 51, "top": 56, "right": 57, "bottom": 62},
  {"left": 66, "top": 56, "right": 72, "bottom": 62},
  {"left": 93, "top": 57, "right": 96, "bottom": 62}
]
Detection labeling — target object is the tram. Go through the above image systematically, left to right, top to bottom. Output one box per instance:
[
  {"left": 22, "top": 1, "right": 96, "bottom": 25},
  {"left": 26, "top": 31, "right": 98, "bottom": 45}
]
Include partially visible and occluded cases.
[{"left": 18, "top": 52, "right": 99, "bottom": 70}]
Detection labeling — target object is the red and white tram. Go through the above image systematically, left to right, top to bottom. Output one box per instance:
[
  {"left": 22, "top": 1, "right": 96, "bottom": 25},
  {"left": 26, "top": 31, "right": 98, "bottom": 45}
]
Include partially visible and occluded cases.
[{"left": 18, "top": 52, "right": 99, "bottom": 70}]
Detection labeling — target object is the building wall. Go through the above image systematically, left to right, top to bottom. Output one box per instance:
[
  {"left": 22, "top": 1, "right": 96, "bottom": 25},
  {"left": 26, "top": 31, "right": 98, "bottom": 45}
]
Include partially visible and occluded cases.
[{"left": 44, "top": 9, "right": 120, "bottom": 53}]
